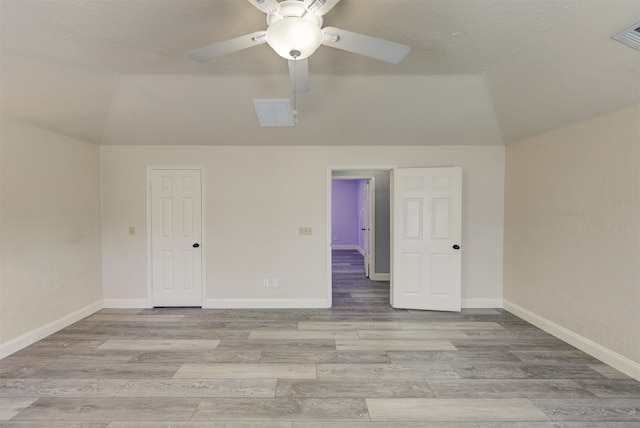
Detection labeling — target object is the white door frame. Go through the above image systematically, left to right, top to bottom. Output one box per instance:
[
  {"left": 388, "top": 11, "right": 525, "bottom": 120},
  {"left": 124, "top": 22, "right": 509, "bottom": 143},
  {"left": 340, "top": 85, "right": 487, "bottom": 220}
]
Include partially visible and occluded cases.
[
  {"left": 147, "top": 166, "right": 206, "bottom": 307},
  {"left": 327, "top": 167, "right": 393, "bottom": 304},
  {"left": 331, "top": 175, "right": 375, "bottom": 277},
  {"left": 363, "top": 179, "right": 372, "bottom": 277}
]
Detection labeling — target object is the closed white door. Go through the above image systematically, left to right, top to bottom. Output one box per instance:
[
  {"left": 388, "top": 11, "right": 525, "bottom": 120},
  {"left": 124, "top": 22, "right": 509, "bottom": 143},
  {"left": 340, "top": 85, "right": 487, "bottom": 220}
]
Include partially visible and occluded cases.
[
  {"left": 391, "top": 167, "right": 462, "bottom": 312},
  {"left": 150, "top": 169, "right": 203, "bottom": 307}
]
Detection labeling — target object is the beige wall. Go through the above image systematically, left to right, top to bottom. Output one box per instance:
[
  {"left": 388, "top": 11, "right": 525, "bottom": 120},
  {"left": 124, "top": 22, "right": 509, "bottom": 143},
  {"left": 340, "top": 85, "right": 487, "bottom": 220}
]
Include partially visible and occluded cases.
[
  {"left": 3, "top": 105, "right": 637, "bottom": 376},
  {"left": 504, "top": 106, "right": 640, "bottom": 369},
  {"left": 0, "top": 119, "right": 103, "bottom": 350},
  {"left": 100, "top": 145, "right": 505, "bottom": 308}
]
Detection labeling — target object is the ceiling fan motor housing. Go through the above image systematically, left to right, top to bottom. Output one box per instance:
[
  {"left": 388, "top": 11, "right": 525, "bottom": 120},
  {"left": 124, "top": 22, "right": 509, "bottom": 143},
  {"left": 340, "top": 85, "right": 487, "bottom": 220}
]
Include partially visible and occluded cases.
[{"left": 266, "top": 1, "right": 324, "bottom": 60}]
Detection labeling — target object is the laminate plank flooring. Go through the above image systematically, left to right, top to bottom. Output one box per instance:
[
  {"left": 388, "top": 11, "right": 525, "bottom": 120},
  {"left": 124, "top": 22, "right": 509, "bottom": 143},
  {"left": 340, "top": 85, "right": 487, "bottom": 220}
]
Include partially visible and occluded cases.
[
  {"left": 1, "top": 249, "right": 638, "bottom": 426},
  {"left": 174, "top": 363, "right": 317, "bottom": 379},
  {"left": 365, "top": 398, "right": 550, "bottom": 421}
]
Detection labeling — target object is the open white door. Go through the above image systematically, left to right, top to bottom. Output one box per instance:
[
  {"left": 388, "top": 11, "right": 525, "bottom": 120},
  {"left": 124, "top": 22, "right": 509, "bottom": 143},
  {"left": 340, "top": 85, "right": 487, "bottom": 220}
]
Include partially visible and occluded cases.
[
  {"left": 391, "top": 167, "right": 462, "bottom": 312},
  {"left": 150, "top": 169, "right": 203, "bottom": 307}
]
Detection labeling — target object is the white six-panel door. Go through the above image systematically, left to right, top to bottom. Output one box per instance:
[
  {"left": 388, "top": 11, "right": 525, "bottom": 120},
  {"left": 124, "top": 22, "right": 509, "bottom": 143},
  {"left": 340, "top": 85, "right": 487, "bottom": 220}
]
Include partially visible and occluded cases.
[
  {"left": 391, "top": 167, "right": 462, "bottom": 312},
  {"left": 150, "top": 169, "right": 203, "bottom": 307}
]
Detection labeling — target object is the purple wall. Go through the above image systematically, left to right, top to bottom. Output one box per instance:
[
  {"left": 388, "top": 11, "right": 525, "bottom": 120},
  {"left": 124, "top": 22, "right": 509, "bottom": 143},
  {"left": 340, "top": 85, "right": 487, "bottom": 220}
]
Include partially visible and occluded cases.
[{"left": 331, "top": 180, "right": 361, "bottom": 247}]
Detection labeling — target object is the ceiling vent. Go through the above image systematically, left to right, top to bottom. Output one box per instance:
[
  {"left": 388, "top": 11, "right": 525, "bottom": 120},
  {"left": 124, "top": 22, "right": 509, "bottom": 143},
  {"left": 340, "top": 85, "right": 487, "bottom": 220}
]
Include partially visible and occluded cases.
[
  {"left": 612, "top": 22, "right": 640, "bottom": 51},
  {"left": 252, "top": 99, "right": 296, "bottom": 127}
]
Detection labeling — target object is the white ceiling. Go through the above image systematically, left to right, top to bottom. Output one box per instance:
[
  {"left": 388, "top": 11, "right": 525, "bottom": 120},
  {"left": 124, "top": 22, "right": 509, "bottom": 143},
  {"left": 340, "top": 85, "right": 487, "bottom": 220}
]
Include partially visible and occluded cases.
[{"left": 1, "top": 0, "right": 639, "bottom": 146}]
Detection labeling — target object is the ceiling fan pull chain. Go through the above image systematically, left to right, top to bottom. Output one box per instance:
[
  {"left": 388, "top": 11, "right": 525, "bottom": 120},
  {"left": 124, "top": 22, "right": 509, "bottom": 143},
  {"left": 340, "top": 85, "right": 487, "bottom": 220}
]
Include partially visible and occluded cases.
[{"left": 291, "top": 54, "right": 299, "bottom": 123}]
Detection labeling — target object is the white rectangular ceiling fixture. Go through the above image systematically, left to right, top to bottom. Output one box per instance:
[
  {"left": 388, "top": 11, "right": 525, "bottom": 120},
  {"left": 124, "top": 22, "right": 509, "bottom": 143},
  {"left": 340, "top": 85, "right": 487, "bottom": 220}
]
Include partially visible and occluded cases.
[
  {"left": 612, "top": 22, "right": 640, "bottom": 51},
  {"left": 252, "top": 99, "right": 296, "bottom": 127}
]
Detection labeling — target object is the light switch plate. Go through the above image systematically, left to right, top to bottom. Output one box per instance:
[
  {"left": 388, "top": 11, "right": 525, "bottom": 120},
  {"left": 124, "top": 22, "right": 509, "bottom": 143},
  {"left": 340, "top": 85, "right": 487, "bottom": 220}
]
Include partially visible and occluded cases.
[{"left": 298, "top": 227, "right": 313, "bottom": 235}]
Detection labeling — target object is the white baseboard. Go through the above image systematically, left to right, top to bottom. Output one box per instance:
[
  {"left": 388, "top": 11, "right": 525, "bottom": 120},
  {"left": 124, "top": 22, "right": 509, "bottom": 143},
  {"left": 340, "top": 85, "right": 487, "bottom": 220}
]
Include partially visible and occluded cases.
[
  {"left": 331, "top": 245, "right": 360, "bottom": 251},
  {"left": 370, "top": 272, "right": 390, "bottom": 281},
  {"left": 205, "top": 298, "right": 331, "bottom": 309},
  {"left": 462, "top": 298, "right": 502, "bottom": 308},
  {"left": 102, "top": 299, "right": 150, "bottom": 308},
  {"left": 503, "top": 299, "right": 640, "bottom": 381},
  {"left": 0, "top": 300, "right": 103, "bottom": 359}
]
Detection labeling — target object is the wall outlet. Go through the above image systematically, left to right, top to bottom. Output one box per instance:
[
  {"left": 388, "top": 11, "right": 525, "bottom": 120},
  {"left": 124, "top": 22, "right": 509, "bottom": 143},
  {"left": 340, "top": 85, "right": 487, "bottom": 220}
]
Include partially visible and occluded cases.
[
  {"left": 128, "top": 226, "right": 136, "bottom": 236},
  {"left": 298, "top": 226, "right": 313, "bottom": 235},
  {"left": 271, "top": 278, "right": 279, "bottom": 288},
  {"left": 262, "top": 279, "right": 270, "bottom": 287}
]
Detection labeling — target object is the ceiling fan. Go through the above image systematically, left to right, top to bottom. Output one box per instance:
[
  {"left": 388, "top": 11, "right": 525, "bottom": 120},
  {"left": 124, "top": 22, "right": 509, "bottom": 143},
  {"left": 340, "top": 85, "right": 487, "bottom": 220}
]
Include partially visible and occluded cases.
[{"left": 186, "top": 0, "right": 410, "bottom": 93}]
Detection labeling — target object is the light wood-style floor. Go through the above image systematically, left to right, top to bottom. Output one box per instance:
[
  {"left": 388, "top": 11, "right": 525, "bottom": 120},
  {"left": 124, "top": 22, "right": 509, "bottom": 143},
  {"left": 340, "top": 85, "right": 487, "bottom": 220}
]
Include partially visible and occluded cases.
[{"left": 1, "top": 249, "right": 638, "bottom": 426}]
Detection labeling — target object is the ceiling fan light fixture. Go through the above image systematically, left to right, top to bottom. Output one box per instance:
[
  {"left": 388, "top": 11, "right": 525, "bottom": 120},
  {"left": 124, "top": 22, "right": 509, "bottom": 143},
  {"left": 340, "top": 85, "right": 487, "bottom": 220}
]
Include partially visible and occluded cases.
[{"left": 266, "top": 17, "right": 323, "bottom": 60}]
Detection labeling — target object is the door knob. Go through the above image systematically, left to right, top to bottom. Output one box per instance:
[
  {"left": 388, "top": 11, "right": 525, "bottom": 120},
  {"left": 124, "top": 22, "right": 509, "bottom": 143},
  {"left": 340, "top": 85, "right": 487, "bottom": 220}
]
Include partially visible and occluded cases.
[
  {"left": 193, "top": 243, "right": 200, "bottom": 248},
  {"left": 453, "top": 244, "right": 460, "bottom": 250}
]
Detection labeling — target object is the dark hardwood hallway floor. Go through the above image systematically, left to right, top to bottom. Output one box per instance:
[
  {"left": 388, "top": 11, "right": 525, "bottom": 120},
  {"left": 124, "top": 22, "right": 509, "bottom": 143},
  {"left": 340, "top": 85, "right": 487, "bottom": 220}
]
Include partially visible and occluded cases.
[{"left": 1, "top": 249, "right": 638, "bottom": 426}]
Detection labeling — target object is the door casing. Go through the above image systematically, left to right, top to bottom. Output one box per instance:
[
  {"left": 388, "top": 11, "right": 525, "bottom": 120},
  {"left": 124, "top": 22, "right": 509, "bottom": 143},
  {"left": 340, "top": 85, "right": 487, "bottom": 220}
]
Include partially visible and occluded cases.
[{"left": 331, "top": 175, "right": 375, "bottom": 277}]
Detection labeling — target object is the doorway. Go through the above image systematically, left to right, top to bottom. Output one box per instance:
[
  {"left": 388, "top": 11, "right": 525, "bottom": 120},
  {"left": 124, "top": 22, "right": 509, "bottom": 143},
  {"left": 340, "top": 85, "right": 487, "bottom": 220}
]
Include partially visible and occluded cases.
[
  {"left": 329, "top": 169, "right": 391, "bottom": 306},
  {"left": 331, "top": 177, "right": 374, "bottom": 277}
]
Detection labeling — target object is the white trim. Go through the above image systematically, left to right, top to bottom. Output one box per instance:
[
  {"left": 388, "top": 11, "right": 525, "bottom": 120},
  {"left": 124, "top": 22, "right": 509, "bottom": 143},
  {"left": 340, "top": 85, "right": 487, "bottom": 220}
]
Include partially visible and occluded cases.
[
  {"left": 331, "top": 165, "right": 397, "bottom": 171},
  {"left": 147, "top": 166, "right": 206, "bottom": 308},
  {"left": 326, "top": 171, "right": 333, "bottom": 304},
  {"left": 331, "top": 174, "right": 377, "bottom": 280},
  {"left": 331, "top": 244, "right": 361, "bottom": 251},
  {"left": 371, "top": 273, "right": 391, "bottom": 281},
  {"left": 205, "top": 298, "right": 331, "bottom": 309},
  {"left": 462, "top": 298, "right": 502, "bottom": 308},
  {"left": 102, "top": 299, "right": 150, "bottom": 309},
  {"left": 503, "top": 299, "right": 640, "bottom": 381},
  {"left": 0, "top": 300, "right": 102, "bottom": 359}
]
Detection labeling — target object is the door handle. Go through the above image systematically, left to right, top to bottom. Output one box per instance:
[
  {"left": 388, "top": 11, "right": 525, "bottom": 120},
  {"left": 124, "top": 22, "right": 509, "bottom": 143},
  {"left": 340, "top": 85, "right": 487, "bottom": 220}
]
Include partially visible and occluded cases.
[
  {"left": 193, "top": 243, "right": 200, "bottom": 248},
  {"left": 453, "top": 244, "right": 460, "bottom": 250}
]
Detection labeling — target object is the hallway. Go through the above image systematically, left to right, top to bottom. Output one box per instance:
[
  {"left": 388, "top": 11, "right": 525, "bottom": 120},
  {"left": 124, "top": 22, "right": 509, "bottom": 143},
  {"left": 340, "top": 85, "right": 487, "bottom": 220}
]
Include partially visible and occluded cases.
[{"left": 332, "top": 249, "right": 390, "bottom": 307}]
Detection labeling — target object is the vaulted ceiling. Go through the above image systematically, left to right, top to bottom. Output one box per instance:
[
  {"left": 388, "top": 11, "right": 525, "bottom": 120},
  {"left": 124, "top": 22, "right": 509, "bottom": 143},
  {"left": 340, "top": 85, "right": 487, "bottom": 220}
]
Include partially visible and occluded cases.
[{"left": 1, "top": 0, "right": 639, "bottom": 146}]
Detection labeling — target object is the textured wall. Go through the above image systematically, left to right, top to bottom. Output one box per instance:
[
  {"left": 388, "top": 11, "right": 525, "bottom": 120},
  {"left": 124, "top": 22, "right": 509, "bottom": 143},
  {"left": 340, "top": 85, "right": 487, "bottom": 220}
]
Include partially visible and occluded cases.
[
  {"left": 504, "top": 105, "right": 640, "bottom": 364},
  {"left": 0, "top": 120, "right": 103, "bottom": 345}
]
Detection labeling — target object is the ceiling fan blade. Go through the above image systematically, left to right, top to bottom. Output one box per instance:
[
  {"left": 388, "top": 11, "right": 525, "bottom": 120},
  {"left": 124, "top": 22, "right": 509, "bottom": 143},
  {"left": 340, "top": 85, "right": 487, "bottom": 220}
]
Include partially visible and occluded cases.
[
  {"left": 246, "top": 0, "right": 280, "bottom": 14},
  {"left": 305, "top": 0, "right": 342, "bottom": 16},
  {"left": 322, "top": 26, "right": 410, "bottom": 64},
  {"left": 186, "top": 31, "right": 267, "bottom": 62},
  {"left": 289, "top": 59, "right": 310, "bottom": 93}
]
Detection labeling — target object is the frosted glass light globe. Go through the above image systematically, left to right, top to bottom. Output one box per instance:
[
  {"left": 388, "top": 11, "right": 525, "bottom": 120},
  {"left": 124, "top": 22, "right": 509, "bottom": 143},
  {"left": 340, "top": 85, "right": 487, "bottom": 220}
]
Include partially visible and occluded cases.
[{"left": 266, "top": 17, "right": 323, "bottom": 60}]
